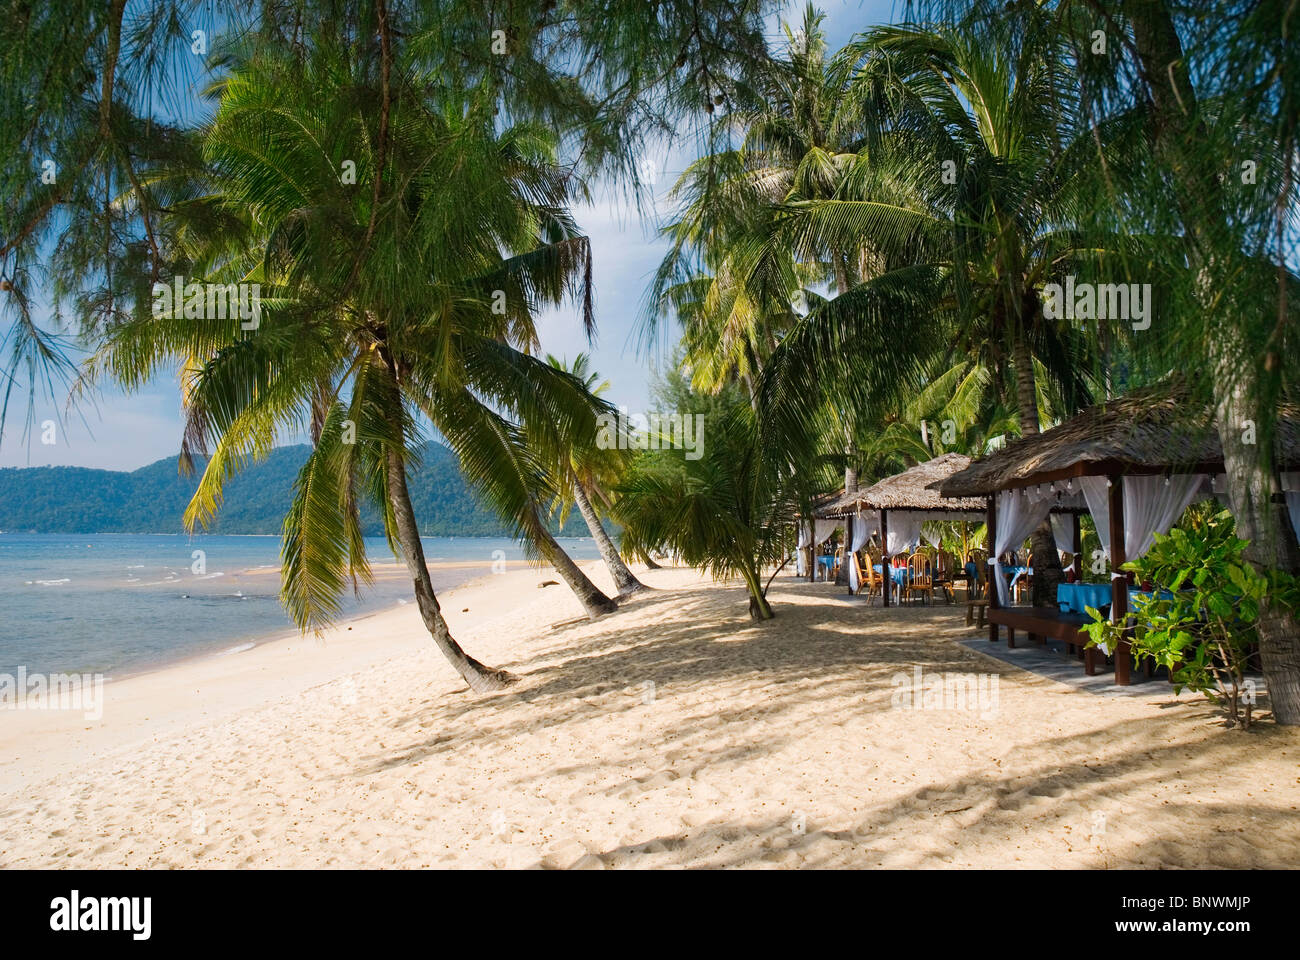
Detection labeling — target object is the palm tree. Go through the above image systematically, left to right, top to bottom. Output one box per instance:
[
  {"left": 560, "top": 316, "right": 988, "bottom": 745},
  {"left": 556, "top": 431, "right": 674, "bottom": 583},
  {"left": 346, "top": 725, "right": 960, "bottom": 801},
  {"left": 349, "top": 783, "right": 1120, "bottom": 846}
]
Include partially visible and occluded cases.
[
  {"left": 643, "top": 5, "right": 854, "bottom": 400},
  {"left": 750, "top": 15, "right": 1127, "bottom": 602},
  {"left": 89, "top": 43, "right": 620, "bottom": 691},
  {"left": 537, "top": 354, "right": 648, "bottom": 598},
  {"left": 615, "top": 400, "right": 795, "bottom": 621}
]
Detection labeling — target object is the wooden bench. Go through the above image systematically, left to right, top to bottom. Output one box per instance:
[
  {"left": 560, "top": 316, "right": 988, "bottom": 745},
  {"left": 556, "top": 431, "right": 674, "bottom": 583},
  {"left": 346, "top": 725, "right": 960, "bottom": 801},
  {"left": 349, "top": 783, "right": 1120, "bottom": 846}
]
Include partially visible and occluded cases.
[{"left": 965, "top": 598, "right": 989, "bottom": 627}]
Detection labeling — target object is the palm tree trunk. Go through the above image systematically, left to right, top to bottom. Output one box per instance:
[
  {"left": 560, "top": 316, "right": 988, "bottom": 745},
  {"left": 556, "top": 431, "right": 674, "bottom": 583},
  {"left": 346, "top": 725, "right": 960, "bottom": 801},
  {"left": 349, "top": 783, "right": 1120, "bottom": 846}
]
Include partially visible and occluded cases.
[
  {"left": 1128, "top": 0, "right": 1300, "bottom": 723},
  {"left": 1009, "top": 330, "right": 1063, "bottom": 605},
  {"left": 1011, "top": 332, "right": 1040, "bottom": 437},
  {"left": 1214, "top": 352, "right": 1300, "bottom": 722},
  {"left": 384, "top": 447, "right": 515, "bottom": 693},
  {"left": 572, "top": 481, "right": 646, "bottom": 597},
  {"left": 532, "top": 522, "right": 619, "bottom": 618},
  {"left": 741, "top": 566, "right": 774, "bottom": 621}
]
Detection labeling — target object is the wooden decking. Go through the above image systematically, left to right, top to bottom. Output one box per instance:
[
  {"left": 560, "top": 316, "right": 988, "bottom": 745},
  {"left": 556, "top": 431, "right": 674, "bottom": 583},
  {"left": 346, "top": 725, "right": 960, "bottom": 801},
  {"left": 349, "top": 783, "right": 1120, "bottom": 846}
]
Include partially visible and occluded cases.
[{"left": 988, "top": 604, "right": 1128, "bottom": 683}]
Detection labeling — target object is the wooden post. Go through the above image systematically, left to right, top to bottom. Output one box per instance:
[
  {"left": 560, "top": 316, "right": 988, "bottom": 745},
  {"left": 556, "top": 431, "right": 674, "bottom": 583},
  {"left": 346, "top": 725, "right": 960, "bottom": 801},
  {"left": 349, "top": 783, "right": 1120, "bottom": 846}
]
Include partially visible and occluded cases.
[
  {"left": 1108, "top": 477, "right": 1131, "bottom": 685},
  {"left": 985, "top": 495, "right": 997, "bottom": 642},
  {"left": 881, "top": 509, "right": 890, "bottom": 608}
]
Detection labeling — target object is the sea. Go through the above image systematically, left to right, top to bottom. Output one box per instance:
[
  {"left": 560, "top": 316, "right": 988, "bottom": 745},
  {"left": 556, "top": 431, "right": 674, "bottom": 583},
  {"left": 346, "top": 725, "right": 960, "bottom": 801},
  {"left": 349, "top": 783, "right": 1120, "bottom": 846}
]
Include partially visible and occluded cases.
[{"left": 0, "top": 533, "right": 603, "bottom": 678}]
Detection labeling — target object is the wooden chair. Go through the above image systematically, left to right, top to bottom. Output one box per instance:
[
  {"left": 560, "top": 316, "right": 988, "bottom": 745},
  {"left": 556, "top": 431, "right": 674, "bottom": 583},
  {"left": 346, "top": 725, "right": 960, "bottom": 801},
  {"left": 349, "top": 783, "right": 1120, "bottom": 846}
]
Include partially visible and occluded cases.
[
  {"left": 933, "top": 551, "right": 958, "bottom": 603},
  {"left": 905, "top": 552, "right": 935, "bottom": 605},
  {"left": 853, "top": 553, "right": 881, "bottom": 604}
]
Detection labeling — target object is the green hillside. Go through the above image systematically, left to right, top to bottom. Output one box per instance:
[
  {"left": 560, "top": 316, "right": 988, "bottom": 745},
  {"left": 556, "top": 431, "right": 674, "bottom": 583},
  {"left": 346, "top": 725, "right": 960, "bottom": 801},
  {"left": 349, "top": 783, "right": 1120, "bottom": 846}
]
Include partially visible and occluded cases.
[{"left": 0, "top": 443, "right": 587, "bottom": 536}]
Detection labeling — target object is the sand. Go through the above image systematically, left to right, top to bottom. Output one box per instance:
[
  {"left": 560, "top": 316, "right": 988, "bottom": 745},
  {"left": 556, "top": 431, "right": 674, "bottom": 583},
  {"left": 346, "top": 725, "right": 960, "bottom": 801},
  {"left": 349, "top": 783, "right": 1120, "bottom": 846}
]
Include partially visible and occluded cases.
[{"left": 1, "top": 561, "right": 1298, "bottom": 869}]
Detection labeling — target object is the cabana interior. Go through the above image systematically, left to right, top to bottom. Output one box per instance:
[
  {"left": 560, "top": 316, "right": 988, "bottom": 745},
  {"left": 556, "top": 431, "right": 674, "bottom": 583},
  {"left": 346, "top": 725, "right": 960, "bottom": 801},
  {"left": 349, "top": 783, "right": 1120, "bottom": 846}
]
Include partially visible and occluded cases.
[
  {"left": 934, "top": 383, "right": 1300, "bottom": 686},
  {"left": 809, "top": 453, "right": 990, "bottom": 605}
]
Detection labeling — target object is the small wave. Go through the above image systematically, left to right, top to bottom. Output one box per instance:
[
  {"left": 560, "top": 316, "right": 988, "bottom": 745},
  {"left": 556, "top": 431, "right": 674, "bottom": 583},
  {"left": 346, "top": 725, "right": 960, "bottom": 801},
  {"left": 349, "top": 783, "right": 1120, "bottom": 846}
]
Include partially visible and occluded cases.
[
  {"left": 31, "top": 578, "right": 71, "bottom": 586},
  {"left": 214, "top": 641, "right": 256, "bottom": 657}
]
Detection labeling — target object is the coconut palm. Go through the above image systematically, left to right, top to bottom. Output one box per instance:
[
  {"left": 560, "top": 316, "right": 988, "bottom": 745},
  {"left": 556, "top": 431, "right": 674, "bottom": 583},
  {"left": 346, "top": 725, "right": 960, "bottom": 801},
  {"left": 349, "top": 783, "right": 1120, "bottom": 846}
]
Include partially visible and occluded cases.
[
  {"left": 88, "top": 42, "right": 625, "bottom": 691},
  {"left": 536, "top": 353, "right": 648, "bottom": 598},
  {"left": 615, "top": 398, "right": 795, "bottom": 621}
]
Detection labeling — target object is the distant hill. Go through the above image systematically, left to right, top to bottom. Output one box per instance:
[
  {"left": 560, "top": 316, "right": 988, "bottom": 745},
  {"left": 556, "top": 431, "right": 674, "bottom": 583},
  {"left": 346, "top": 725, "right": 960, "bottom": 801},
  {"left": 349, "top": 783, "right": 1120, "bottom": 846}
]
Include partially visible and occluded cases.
[{"left": 0, "top": 442, "right": 587, "bottom": 537}]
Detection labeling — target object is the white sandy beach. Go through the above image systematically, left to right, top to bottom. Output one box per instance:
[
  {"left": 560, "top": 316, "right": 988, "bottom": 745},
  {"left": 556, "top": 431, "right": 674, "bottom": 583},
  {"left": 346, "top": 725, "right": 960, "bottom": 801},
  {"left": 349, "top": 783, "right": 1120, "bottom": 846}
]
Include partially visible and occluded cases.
[{"left": 1, "top": 561, "right": 1298, "bottom": 869}]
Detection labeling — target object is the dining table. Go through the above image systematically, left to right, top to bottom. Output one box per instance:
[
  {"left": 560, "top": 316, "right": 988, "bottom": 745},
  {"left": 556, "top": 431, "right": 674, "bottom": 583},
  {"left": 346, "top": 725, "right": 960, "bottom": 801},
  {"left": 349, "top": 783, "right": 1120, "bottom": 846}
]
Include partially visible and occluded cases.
[{"left": 1056, "top": 582, "right": 1112, "bottom": 614}]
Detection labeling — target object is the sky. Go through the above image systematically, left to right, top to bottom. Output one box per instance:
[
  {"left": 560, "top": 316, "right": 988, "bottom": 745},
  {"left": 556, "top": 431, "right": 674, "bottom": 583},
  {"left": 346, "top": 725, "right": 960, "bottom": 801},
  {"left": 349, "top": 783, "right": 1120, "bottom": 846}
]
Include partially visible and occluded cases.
[{"left": 1, "top": 0, "right": 900, "bottom": 472}]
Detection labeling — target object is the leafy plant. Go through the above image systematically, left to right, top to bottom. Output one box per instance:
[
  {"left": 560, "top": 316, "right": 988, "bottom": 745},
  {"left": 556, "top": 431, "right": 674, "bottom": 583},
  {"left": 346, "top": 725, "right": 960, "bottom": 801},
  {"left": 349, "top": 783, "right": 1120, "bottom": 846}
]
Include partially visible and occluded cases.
[
  {"left": 614, "top": 399, "right": 796, "bottom": 621},
  {"left": 1081, "top": 509, "right": 1289, "bottom": 728}
]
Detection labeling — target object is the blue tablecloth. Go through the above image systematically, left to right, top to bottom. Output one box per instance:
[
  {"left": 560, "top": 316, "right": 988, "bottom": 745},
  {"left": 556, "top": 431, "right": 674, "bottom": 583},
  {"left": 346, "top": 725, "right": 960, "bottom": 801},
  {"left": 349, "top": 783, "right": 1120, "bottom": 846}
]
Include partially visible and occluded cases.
[
  {"left": 816, "top": 555, "right": 836, "bottom": 578},
  {"left": 873, "top": 564, "right": 910, "bottom": 587},
  {"left": 1004, "top": 565, "right": 1031, "bottom": 588},
  {"left": 1058, "top": 582, "right": 1112, "bottom": 614}
]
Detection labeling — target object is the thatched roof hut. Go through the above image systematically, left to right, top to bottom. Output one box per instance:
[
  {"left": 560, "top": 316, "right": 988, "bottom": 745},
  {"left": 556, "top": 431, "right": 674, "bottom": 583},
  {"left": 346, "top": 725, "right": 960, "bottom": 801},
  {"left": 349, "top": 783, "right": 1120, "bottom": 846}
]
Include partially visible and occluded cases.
[
  {"left": 934, "top": 382, "right": 1300, "bottom": 498},
  {"left": 818, "top": 453, "right": 988, "bottom": 518}
]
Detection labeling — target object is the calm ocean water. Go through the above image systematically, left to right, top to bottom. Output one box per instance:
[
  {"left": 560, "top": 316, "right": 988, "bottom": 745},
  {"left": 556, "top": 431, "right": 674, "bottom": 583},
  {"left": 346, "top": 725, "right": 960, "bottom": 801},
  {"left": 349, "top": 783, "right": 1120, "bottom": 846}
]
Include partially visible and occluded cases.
[{"left": 0, "top": 533, "right": 602, "bottom": 677}]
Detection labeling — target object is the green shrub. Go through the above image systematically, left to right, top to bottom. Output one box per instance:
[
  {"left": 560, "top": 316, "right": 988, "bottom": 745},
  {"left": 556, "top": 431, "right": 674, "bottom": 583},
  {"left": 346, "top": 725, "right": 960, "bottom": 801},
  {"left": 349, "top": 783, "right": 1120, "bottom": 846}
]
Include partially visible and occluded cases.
[{"left": 1081, "top": 509, "right": 1286, "bottom": 728}]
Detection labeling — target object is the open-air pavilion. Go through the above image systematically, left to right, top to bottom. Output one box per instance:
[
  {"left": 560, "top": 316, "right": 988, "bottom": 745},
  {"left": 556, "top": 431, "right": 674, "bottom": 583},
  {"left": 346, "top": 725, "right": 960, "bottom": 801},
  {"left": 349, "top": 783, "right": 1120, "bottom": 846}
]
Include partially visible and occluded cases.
[
  {"left": 934, "top": 383, "right": 1300, "bottom": 685},
  {"left": 815, "top": 453, "right": 988, "bottom": 605}
]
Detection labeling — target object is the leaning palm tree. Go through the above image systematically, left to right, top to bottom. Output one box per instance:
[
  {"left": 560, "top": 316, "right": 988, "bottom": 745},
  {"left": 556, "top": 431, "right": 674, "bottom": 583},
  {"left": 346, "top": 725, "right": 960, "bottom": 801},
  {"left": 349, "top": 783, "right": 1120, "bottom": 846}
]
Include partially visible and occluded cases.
[
  {"left": 89, "top": 44, "right": 619, "bottom": 692},
  {"left": 536, "top": 354, "right": 648, "bottom": 598}
]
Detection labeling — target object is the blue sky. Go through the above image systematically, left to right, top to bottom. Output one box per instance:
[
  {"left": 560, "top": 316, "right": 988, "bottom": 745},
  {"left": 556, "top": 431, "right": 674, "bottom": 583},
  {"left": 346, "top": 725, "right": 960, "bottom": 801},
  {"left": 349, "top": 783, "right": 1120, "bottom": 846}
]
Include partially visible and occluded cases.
[{"left": 2, "top": 0, "right": 900, "bottom": 471}]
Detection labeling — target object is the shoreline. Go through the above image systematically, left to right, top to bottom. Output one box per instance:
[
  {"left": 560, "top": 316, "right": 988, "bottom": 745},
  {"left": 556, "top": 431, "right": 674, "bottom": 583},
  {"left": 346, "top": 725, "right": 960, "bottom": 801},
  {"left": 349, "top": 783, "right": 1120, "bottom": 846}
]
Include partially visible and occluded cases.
[
  {"left": 0, "top": 557, "right": 604, "bottom": 795},
  {"left": 92, "top": 558, "right": 540, "bottom": 684}
]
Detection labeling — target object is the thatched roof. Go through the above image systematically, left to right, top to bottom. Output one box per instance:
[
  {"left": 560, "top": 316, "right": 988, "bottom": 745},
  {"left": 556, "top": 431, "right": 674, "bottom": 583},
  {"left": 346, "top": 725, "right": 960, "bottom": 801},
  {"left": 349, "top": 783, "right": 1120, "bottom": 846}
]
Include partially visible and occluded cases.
[
  {"left": 935, "top": 382, "right": 1300, "bottom": 498},
  {"left": 818, "top": 453, "right": 987, "bottom": 517}
]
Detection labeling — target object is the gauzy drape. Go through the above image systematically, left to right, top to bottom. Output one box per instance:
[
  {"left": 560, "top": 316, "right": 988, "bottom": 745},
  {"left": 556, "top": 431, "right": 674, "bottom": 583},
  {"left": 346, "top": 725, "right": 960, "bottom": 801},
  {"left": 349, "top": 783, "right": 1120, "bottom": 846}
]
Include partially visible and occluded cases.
[
  {"left": 1080, "top": 474, "right": 1207, "bottom": 622},
  {"left": 1080, "top": 475, "right": 1206, "bottom": 561},
  {"left": 1122, "top": 475, "right": 1207, "bottom": 559},
  {"left": 993, "top": 490, "right": 1052, "bottom": 605},
  {"left": 884, "top": 511, "right": 924, "bottom": 556},
  {"left": 1049, "top": 513, "right": 1074, "bottom": 554},
  {"left": 846, "top": 516, "right": 872, "bottom": 592},
  {"left": 814, "top": 519, "right": 841, "bottom": 550},
  {"left": 795, "top": 521, "right": 811, "bottom": 576}
]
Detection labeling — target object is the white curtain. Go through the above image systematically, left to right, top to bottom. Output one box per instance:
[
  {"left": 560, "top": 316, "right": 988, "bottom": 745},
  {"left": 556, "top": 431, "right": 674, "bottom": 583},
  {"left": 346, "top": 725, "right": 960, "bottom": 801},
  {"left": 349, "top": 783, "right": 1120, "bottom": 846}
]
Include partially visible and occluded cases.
[
  {"left": 1281, "top": 472, "right": 1300, "bottom": 548},
  {"left": 1080, "top": 474, "right": 1207, "bottom": 622},
  {"left": 1081, "top": 475, "right": 1206, "bottom": 562},
  {"left": 1123, "top": 475, "right": 1207, "bottom": 559},
  {"left": 1079, "top": 476, "right": 1112, "bottom": 558},
  {"left": 992, "top": 490, "right": 1052, "bottom": 605},
  {"left": 884, "top": 511, "right": 924, "bottom": 556},
  {"left": 1049, "top": 513, "right": 1074, "bottom": 553},
  {"left": 846, "top": 516, "right": 872, "bottom": 591},
  {"left": 813, "top": 519, "right": 841, "bottom": 549},
  {"left": 795, "top": 521, "right": 811, "bottom": 576},
  {"left": 921, "top": 523, "right": 944, "bottom": 549}
]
